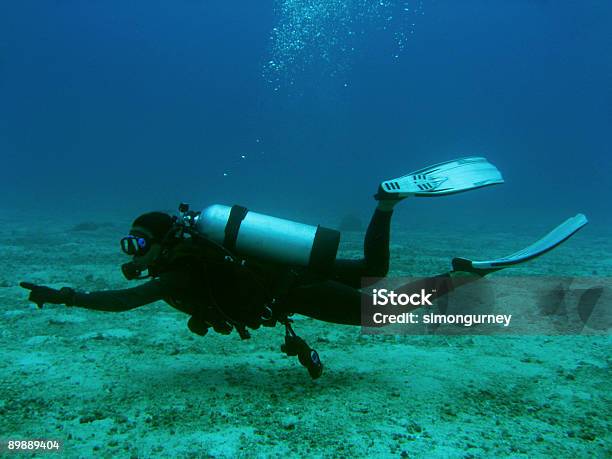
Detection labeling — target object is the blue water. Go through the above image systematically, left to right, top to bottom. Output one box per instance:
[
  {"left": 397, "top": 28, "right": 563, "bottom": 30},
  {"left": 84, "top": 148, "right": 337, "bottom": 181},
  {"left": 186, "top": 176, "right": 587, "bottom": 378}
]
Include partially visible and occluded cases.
[
  {"left": 1, "top": 1, "right": 610, "bottom": 223},
  {"left": 2, "top": 3, "right": 611, "bottom": 457}
]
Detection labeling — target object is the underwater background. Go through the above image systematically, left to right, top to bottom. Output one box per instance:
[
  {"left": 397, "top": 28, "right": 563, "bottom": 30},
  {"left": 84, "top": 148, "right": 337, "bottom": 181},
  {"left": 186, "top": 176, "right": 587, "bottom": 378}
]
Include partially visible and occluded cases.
[
  {"left": 2, "top": 0, "right": 611, "bottom": 226},
  {"left": 1, "top": 1, "right": 610, "bottom": 458}
]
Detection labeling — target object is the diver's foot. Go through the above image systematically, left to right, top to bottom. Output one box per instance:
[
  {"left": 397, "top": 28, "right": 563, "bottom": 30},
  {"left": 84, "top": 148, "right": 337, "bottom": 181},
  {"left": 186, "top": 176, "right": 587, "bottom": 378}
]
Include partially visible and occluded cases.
[
  {"left": 374, "top": 155, "right": 504, "bottom": 209},
  {"left": 378, "top": 157, "right": 504, "bottom": 200},
  {"left": 374, "top": 184, "right": 405, "bottom": 211},
  {"left": 451, "top": 213, "right": 588, "bottom": 277},
  {"left": 451, "top": 257, "right": 502, "bottom": 277}
]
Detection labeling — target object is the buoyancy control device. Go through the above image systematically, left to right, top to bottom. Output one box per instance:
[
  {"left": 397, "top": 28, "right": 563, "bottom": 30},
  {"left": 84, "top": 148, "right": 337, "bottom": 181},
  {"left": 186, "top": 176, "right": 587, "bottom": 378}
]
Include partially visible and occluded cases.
[{"left": 173, "top": 203, "right": 331, "bottom": 378}]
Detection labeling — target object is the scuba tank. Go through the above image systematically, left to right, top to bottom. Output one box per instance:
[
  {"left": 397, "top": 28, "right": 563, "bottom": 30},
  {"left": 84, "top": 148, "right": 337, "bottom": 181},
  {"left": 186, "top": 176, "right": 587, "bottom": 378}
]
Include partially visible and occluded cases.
[{"left": 189, "top": 204, "right": 340, "bottom": 272}]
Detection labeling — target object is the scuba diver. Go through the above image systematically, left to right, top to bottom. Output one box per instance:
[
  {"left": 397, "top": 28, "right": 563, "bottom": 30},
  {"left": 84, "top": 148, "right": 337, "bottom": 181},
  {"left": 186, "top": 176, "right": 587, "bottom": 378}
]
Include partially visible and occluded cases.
[{"left": 21, "top": 157, "right": 588, "bottom": 378}]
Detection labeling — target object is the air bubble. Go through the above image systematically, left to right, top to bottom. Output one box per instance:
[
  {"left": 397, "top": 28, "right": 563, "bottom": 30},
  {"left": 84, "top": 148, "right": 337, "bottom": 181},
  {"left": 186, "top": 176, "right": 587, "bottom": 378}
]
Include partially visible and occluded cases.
[{"left": 263, "top": 0, "right": 426, "bottom": 90}]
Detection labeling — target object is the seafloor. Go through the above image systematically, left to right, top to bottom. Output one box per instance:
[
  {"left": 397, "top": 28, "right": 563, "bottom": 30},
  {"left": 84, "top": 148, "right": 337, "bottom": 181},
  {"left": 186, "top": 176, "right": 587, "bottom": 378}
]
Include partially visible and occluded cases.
[{"left": 1, "top": 212, "right": 610, "bottom": 458}]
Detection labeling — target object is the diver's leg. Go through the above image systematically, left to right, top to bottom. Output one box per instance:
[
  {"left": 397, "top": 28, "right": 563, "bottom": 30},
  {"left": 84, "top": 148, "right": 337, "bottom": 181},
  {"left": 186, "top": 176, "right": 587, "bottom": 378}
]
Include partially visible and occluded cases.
[
  {"left": 332, "top": 207, "right": 393, "bottom": 288},
  {"left": 363, "top": 207, "right": 394, "bottom": 276},
  {"left": 284, "top": 272, "right": 479, "bottom": 326},
  {"left": 284, "top": 280, "right": 364, "bottom": 325}
]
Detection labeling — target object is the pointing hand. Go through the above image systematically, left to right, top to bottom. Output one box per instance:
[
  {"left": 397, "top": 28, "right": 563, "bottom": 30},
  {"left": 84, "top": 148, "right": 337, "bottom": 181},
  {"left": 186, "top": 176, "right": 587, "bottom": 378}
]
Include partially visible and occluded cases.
[{"left": 20, "top": 282, "right": 75, "bottom": 309}]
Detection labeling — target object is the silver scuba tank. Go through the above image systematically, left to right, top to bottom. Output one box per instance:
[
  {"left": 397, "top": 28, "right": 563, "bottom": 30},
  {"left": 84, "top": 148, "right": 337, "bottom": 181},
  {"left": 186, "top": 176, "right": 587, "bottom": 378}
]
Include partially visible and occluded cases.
[{"left": 193, "top": 204, "right": 340, "bottom": 272}]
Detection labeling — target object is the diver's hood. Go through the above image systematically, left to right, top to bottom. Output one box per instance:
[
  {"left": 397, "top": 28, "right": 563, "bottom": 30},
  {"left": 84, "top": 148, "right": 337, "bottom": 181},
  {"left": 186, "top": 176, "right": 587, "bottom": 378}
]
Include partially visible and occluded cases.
[{"left": 121, "top": 223, "right": 180, "bottom": 281}]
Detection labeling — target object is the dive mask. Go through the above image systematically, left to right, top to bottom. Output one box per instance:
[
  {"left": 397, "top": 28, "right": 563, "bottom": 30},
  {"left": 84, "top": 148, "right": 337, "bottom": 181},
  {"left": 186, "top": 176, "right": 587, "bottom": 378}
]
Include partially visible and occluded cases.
[
  {"left": 120, "top": 232, "right": 153, "bottom": 280},
  {"left": 120, "top": 234, "right": 150, "bottom": 256}
]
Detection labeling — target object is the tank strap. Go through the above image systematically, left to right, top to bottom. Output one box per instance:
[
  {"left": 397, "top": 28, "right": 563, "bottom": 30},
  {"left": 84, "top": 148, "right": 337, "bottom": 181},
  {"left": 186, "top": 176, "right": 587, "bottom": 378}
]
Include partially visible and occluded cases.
[
  {"left": 223, "top": 205, "right": 249, "bottom": 252},
  {"left": 309, "top": 225, "right": 340, "bottom": 273}
]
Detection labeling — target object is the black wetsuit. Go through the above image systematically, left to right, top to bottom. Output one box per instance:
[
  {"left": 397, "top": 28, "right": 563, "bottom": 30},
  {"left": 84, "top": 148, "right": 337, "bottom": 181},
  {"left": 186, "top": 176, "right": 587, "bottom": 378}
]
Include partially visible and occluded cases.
[{"left": 71, "top": 209, "right": 454, "bottom": 328}]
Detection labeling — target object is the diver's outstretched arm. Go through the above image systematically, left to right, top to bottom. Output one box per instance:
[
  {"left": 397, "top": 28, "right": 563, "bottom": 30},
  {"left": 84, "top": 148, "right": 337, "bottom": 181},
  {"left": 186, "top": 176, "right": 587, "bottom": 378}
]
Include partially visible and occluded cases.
[
  {"left": 20, "top": 280, "right": 165, "bottom": 312},
  {"left": 68, "top": 281, "right": 165, "bottom": 311}
]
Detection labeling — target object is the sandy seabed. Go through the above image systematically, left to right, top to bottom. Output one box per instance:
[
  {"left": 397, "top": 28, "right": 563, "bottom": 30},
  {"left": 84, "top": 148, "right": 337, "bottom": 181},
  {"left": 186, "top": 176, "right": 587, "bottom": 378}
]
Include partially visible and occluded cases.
[{"left": 1, "top": 213, "right": 610, "bottom": 458}]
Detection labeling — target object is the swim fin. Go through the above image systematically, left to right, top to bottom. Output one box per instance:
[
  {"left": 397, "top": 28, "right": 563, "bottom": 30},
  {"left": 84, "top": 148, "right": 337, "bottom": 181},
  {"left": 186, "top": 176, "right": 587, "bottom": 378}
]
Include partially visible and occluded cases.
[
  {"left": 376, "top": 157, "right": 504, "bottom": 199},
  {"left": 452, "top": 213, "right": 588, "bottom": 276}
]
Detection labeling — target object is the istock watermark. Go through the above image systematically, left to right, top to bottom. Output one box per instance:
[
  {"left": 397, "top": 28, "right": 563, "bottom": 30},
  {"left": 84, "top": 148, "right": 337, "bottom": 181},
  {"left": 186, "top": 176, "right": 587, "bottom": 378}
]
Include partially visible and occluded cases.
[
  {"left": 361, "top": 276, "right": 611, "bottom": 335},
  {"left": 372, "top": 288, "right": 434, "bottom": 307}
]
